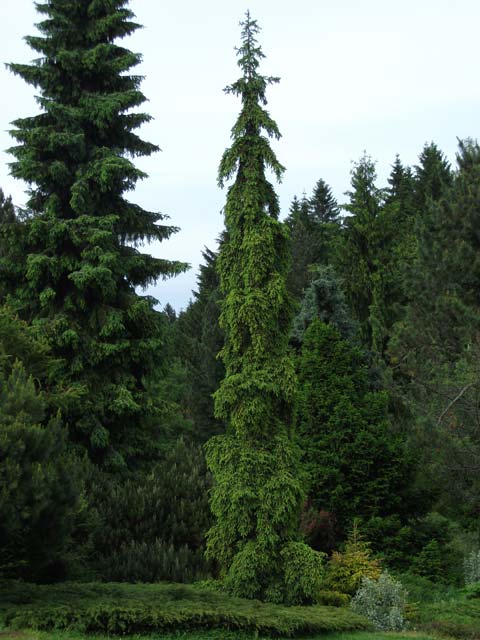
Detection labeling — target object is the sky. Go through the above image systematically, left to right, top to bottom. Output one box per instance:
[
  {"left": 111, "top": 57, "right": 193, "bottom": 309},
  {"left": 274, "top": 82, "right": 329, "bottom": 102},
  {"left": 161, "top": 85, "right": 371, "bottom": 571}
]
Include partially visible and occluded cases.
[{"left": 0, "top": 0, "right": 479, "bottom": 310}]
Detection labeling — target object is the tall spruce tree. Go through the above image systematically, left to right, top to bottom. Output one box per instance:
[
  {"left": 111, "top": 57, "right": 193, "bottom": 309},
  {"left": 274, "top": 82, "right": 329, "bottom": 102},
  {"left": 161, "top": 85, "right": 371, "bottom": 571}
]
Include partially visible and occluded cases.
[
  {"left": 5, "top": 1, "right": 186, "bottom": 466},
  {"left": 205, "top": 13, "right": 324, "bottom": 603}
]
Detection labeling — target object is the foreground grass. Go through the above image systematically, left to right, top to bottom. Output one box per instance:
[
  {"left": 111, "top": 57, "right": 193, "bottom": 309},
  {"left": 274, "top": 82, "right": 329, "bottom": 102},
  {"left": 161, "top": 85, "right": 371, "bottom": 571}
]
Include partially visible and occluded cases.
[
  {"left": 2, "top": 580, "right": 478, "bottom": 639},
  {"left": 0, "top": 582, "right": 369, "bottom": 637},
  {"left": 414, "top": 595, "right": 480, "bottom": 639}
]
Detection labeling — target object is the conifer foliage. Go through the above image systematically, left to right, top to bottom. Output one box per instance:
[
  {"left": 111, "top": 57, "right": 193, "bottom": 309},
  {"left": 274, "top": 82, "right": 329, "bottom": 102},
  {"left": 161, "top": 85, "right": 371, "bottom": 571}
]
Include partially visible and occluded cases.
[
  {"left": 6, "top": 1, "right": 186, "bottom": 465},
  {"left": 205, "top": 13, "right": 323, "bottom": 603}
]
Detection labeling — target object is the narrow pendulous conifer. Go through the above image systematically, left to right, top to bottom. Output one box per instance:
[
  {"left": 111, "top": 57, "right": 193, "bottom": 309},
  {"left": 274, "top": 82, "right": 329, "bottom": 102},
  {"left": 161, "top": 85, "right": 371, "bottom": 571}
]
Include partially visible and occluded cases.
[
  {"left": 5, "top": 1, "right": 187, "bottom": 466},
  {"left": 205, "top": 13, "right": 324, "bottom": 604}
]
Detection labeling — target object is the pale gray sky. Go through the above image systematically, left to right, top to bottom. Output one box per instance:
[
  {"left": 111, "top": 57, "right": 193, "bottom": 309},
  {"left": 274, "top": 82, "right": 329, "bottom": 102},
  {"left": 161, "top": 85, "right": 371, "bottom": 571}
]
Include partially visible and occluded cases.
[{"left": 1, "top": 0, "right": 479, "bottom": 310}]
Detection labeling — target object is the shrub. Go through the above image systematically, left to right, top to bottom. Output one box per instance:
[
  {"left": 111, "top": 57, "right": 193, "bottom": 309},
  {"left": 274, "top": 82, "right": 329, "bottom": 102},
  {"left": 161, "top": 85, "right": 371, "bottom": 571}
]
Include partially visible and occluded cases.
[
  {"left": 323, "top": 523, "right": 381, "bottom": 595},
  {"left": 411, "top": 539, "right": 446, "bottom": 582},
  {"left": 281, "top": 542, "right": 327, "bottom": 605},
  {"left": 464, "top": 550, "right": 480, "bottom": 585},
  {"left": 351, "top": 571, "right": 408, "bottom": 631},
  {"left": 0, "top": 581, "right": 371, "bottom": 637},
  {"left": 317, "top": 590, "right": 351, "bottom": 607}
]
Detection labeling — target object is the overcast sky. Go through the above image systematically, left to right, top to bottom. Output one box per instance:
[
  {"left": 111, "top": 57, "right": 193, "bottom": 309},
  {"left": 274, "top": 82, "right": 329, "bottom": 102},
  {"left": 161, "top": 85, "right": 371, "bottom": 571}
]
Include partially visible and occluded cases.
[{"left": 1, "top": 0, "right": 479, "bottom": 310}]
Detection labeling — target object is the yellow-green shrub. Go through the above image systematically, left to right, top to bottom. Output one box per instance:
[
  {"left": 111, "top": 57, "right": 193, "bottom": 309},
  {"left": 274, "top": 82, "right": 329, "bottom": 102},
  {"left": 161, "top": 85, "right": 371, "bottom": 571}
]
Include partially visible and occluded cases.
[{"left": 323, "top": 524, "right": 381, "bottom": 595}]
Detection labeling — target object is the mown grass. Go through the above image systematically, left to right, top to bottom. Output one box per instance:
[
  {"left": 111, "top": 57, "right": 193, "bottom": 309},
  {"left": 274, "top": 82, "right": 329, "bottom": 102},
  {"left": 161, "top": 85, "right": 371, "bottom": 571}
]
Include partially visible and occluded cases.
[{"left": 0, "top": 582, "right": 369, "bottom": 637}]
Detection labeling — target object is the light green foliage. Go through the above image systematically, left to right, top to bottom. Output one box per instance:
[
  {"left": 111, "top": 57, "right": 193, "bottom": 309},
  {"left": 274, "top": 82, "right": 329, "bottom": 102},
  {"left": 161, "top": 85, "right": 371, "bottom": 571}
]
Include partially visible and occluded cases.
[
  {"left": 4, "top": 0, "right": 187, "bottom": 466},
  {"left": 205, "top": 13, "right": 320, "bottom": 602},
  {"left": 0, "top": 308, "right": 82, "bottom": 581},
  {"left": 323, "top": 525, "right": 382, "bottom": 596},
  {"left": 281, "top": 542, "right": 327, "bottom": 605},
  {"left": 465, "top": 550, "right": 480, "bottom": 586},
  {"left": 351, "top": 571, "right": 408, "bottom": 632},
  {"left": 0, "top": 582, "right": 370, "bottom": 637}
]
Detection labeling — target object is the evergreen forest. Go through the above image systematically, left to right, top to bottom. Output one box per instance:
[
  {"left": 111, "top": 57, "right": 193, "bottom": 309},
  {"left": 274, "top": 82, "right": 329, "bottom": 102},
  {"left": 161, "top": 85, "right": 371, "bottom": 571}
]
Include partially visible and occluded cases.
[{"left": 1, "top": 2, "right": 480, "bottom": 640}]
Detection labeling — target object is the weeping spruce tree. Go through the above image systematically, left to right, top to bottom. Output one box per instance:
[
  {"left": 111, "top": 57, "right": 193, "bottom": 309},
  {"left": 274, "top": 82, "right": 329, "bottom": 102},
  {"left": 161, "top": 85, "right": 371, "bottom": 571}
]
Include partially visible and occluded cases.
[
  {"left": 6, "top": 1, "right": 186, "bottom": 466},
  {"left": 206, "top": 13, "right": 325, "bottom": 604}
]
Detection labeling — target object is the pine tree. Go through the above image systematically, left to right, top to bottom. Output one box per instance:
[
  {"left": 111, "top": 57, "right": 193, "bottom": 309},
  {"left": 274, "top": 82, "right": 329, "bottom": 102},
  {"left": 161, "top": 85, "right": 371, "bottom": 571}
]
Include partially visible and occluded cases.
[
  {"left": 5, "top": 1, "right": 187, "bottom": 466},
  {"left": 205, "top": 13, "right": 323, "bottom": 603},
  {"left": 391, "top": 141, "right": 480, "bottom": 530},
  {"left": 0, "top": 307, "right": 82, "bottom": 581}
]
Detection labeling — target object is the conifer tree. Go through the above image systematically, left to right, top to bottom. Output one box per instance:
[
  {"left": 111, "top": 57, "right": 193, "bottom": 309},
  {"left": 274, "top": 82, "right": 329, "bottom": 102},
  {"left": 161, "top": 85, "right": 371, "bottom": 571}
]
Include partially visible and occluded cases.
[
  {"left": 5, "top": 1, "right": 187, "bottom": 466},
  {"left": 206, "top": 13, "right": 323, "bottom": 603},
  {"left": 414, "top": 142, "right": 453, "bottom": 212},
  {"left": 310, "top": 178, "right": 340, "bottom": 224},
  {"left": 176, "top": 246, "right": 224, "bottom": 441},
  {"left": 0, "top": 308, "right": 81, "bottom": 581}
]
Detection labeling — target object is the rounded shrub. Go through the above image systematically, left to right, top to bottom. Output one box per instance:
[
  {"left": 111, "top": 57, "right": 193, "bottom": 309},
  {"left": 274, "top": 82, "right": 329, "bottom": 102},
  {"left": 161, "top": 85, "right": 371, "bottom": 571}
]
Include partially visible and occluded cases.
[{"left": 351, "top": 571, "right": 408, "bottom": 631}]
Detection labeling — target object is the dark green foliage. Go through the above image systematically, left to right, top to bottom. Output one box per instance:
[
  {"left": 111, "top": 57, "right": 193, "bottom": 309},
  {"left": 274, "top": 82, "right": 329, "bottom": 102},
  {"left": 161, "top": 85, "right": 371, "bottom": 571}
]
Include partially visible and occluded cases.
[
  {"left": 5, "top": 0, "right": 187, "bottom": 466},
  {"left": 206, "top": 13, "right": 324, "bottom": 603},
  {"left": 391, "top": 141, "right": 480, "bottom": 534},
  {"left": 414, "top": 142, "right": 453, "bottom": 212},
  {"left": 310, "top": 179, "right": 341, "bottom": 225},
  {"left": 286, "top": 181, "right": 341, "bottom": 300},
  {"left": 175, "top": 246, "right": 225, "bottom": 442},
  {"left": 0, "top": 308, "right": 82, "bottom": 581},
  {"left": 297, "top": 320, "right": 411, "bottom": 544},
  {"left": 89, "top": 438, "right": 212, "bottom": 582},
  {"left": 411, "top": 540, "right": 446, "bottom": 583},
  {"left": 0, "top": 582, "right": 371, "bottom": 637}
]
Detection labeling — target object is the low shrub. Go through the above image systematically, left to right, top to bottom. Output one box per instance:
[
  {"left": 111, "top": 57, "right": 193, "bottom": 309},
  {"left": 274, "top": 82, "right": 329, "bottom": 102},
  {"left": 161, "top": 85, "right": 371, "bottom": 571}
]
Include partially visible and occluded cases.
[
  {"left": 323, "top": 524, "right": 381, "bottom": 596},
  {"left": 350, "top": 571, "right": 408, "bottom": 632},
  {"left": 0, "top": 581, "right": 371, "bottom": 637},
  {"left": 317, "top": 590, "right": 351, "bottom": 607},
  {"left": 415, "top": 592, "right": 480, "bottom": 639}
]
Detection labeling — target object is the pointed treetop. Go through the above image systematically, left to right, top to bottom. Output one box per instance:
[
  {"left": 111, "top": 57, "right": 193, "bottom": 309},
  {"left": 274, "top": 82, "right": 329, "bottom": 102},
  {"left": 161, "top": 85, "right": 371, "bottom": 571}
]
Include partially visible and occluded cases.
[{"left": 218, "top": 11, "right": 284, "bottom": 192}]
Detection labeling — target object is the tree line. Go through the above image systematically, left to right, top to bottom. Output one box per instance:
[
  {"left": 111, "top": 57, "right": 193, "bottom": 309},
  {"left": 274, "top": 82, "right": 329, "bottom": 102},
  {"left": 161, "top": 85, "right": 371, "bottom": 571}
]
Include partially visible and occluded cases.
[{"left": 0, "top": 0, "right": 478, "bottom": 598}]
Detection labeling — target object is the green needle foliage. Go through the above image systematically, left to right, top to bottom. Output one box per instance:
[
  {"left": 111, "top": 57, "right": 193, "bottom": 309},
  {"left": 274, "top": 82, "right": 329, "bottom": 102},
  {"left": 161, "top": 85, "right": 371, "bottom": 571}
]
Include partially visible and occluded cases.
[
  {"left": 5, "top": 0, "right": 187, "bottom": 466},
  {"left": 205, "top": 12, "right": 324, "bottom": 604},
  {"left": 0, "top": 308, "right": 82, "bottom": 581}
]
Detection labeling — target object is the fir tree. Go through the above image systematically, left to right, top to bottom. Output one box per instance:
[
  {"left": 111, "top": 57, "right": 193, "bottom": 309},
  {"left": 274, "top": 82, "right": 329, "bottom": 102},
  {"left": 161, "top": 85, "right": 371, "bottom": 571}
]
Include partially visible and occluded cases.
[
  {"left": 5, "top": 1, "right": 187, "bottom": 466},
  {"left": 205, "top": 13, "right": 323, "bottom": 603},
  {"left": 414, "top": 142, "right": 453, "bottom": 212},
  {"left": 310, "top": 178, "right": 340, "bottom": 224},
  {"left": 286, "top": 180, "right": 340, "bottom": 300},
  {"left": 176, "top": 245, "right": 224, "bottom": 441},
  {"left": 297, "top": 319, "right": 411, "bottom": 544}
]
